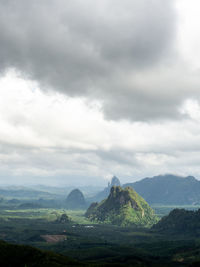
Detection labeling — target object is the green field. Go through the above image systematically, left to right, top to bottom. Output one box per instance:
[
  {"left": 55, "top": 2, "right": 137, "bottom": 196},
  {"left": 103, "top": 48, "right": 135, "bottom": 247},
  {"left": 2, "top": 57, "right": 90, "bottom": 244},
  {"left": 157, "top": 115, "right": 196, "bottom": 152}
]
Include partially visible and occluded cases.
[{"left": 0, "top": 208, "right": 91, "bottom": 223}]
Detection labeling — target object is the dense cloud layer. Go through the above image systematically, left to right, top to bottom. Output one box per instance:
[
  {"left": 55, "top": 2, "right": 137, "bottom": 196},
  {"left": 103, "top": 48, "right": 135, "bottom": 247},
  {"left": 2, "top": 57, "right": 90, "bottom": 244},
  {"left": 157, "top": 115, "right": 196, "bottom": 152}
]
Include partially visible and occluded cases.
[
  {"left": 0, "top": 0, "right": 182, "bottom": 120},
  {"left": 1, "top": 1, "right": 200, "bottom": 185},
  {"left": 1, "top": 72, "right": 200, "bottom": 185}
]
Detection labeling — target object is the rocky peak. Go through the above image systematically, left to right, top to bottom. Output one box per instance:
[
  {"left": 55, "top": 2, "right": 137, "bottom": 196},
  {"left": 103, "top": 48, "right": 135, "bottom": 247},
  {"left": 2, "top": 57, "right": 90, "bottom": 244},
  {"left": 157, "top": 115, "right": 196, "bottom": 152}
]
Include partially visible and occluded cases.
[
  {"left": 108, "top": 176, "right": 121, "bottom": 188},
  {"left": 109, "top": 186, "right": 139, "bottom": 209}
]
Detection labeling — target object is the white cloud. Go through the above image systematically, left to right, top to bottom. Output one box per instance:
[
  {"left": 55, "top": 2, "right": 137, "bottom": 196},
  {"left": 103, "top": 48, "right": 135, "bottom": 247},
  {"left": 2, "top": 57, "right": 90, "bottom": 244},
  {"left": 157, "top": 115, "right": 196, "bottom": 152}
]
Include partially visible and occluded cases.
[
  {"left": 176, "top": 0, "right": 200, "bottom": 69},
  {"left": 1, "top": 1, "right": 200, "bottom": 184},
  {"left": 1, "top": 71, "right": 200, "bottom": 184}
]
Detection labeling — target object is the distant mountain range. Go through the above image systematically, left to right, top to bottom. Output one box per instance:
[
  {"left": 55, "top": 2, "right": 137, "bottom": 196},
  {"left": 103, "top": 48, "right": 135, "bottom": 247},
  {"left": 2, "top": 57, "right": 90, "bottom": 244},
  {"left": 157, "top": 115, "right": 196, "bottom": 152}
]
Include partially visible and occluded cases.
[
  {"left": 2, "top": 174, "right": 200, "bottom": 207},
  {"left": 93, "top": 174, "right": 200, "bottom": 205},
  {"left": 124, "top": 174, "right": 200, "bottom": 205},
  {"left": 0, "top": 188, "right": 55, "bottom": 199}
]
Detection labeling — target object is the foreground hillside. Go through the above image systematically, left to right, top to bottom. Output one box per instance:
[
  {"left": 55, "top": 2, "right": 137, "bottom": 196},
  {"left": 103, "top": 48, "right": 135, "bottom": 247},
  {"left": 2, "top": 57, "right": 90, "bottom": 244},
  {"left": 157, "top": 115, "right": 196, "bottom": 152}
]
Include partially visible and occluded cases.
[
  {"left": 124, "top": 174, "right": 200, "bottom": 205},
  {"left": 86, "top": 186, "right": 157, "bottom": 226},
  {"left": 0, "top": 238, "right": 185, "bottom": 267},
  {"left": 0, "top": 240, "right": 82, "bottom": 267}
]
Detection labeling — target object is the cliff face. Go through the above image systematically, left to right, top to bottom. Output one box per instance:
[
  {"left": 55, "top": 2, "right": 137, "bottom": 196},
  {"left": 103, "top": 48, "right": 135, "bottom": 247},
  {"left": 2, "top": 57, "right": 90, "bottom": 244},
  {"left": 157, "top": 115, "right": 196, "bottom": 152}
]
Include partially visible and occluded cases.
[{"left": 85, "top": 186, "right": 158, "bottom": 227}]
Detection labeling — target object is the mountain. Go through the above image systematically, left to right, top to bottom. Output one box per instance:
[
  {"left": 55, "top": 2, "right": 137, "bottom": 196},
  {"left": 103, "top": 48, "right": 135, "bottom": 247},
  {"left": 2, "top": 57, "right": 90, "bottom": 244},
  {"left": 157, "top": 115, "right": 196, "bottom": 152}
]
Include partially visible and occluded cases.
[
  {"left": 124, "top": 174, "right": 200, "bottom": 205},
  {"left": 92, "top": 176, "right": 121, "bottom": 202},
  {"left": 108, "top": 176, "right": 121, "bottom": 187},
  {"left": 85, "top": 186, "right": 158, "bottom": 227},
  {"left": 0, "top": 188, "right": 54, "bottom": 198},
  {"left": 66, "top": 189, "right": 86, "bottom": 209},
  {"left": 153, "top": 208, "right": 200, "bottom": 236}
]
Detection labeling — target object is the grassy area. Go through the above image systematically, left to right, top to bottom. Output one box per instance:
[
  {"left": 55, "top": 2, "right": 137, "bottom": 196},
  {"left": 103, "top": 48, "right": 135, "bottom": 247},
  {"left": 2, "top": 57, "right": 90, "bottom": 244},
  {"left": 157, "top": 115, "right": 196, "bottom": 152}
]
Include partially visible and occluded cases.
[
  {"left": 0, "top": 204, "right": 199, "bottom": 223},
  {"left": 0, "top": 208, "right": 94, "bottom": 224}
]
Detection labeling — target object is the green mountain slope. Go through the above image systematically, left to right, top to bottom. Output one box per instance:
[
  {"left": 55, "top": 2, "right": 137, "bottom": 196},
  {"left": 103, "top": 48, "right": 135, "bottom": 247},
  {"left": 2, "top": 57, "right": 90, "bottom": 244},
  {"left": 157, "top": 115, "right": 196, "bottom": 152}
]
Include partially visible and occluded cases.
[{"left": 86, "top": 186, "right": 158, "bottom": 227}]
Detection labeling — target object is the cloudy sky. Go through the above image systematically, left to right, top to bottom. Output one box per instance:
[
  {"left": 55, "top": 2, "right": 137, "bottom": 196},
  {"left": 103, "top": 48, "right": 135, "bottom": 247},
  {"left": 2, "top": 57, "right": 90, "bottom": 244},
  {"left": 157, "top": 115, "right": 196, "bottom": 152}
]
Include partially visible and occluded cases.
[{"left": 0, "top": 0, "right": 200, "bottom": 186}]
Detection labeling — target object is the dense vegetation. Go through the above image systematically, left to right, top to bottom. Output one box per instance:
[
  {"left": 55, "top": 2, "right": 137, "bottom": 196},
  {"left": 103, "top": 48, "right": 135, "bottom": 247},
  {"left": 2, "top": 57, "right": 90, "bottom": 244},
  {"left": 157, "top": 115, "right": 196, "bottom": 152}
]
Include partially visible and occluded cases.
[
  {"left": 86, "top": 186, "right": 158, "bottom": 226},
  {"left": 0, "top": 203, "right": 199, "bottom": 266},
  {"left": 153, "top": 208, "right": 200, "bottom": 236},
  {"left": 0, "top": 211, "right": 199, "bottom": 266},
  {"left": 0, "top": 240, "right": 81, "bottom": 267}
]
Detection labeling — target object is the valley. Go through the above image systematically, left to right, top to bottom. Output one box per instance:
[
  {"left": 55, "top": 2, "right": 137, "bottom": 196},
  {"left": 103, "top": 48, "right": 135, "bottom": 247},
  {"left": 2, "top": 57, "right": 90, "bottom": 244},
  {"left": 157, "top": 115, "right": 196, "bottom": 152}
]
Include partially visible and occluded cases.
[
  {"left": 0, "top": 175, "right": 200, "bottom": 266},
  {"left": 0, "top": 204, "right": 199, "bottom": 266}
]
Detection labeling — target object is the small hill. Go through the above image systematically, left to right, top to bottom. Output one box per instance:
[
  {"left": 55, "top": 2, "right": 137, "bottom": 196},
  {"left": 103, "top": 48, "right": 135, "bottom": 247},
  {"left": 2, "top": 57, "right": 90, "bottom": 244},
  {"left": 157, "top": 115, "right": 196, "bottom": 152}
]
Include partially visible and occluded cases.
[
  {"left": 124, "top": 174, "right": 200, "bottom": 205},
  {"left": 93, "top": 176, "right": 121, "bottom": 202},
  {"left": 86, "top": 186, "right": 157, "bottom": 227},
  {"left": 66, "top": 189, "right": 86, "bottom": 209},
  {"left": 153, "top": 208, "right": 200, "bottom": 236},
  {"left": 56, "top": 213, "right": 71, "bottom": 223}
]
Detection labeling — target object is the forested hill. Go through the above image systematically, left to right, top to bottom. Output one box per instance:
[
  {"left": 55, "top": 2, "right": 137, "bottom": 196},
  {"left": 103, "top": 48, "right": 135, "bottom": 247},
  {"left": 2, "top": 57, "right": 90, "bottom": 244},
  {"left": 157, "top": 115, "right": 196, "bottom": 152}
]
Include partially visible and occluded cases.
[
  {"left": 124, "top": 174, "right": 200, "bottom": 205},
  {"left": 86, "top": 186, "right": 157, "bottom": 227},
  {"left": 153, "top": 208, "right": 200, "bottom": 236}
]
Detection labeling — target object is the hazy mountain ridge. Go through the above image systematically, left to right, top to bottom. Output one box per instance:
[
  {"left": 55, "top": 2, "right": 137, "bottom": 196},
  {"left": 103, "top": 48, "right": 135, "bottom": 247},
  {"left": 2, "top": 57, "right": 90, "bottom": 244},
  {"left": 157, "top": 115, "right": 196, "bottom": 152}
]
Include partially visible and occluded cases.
[
  {"left": 2, "top": 174, "right": 200, "bottom": 207},
  {"left": 91, "top": 174, "right": 200, "bottom": 205},
  {"left": 124, "top": 174, "right": 200, "bottom": 205},
  {"left": 86, "top": 186, "right": 158, "bottom": 227},
  {"left": 0, "top": 188, "right": 55, "bottom": 198}
]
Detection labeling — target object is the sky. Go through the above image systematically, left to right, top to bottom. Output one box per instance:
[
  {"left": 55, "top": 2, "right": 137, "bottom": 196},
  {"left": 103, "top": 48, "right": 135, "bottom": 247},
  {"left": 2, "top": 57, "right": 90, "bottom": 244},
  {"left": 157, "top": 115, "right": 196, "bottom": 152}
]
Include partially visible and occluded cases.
[{"left": 0, "top": 0, "right": 200, "bottom": 186}]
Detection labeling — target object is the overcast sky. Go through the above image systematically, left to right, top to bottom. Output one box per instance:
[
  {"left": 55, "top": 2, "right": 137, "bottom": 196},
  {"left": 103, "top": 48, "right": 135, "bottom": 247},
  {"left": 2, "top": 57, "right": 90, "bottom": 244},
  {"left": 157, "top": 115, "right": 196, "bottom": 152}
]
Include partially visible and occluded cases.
[{"left": 0, "top": 0, "right": 200, "bottom": 186}]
